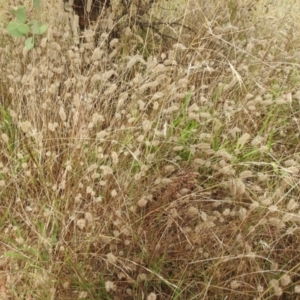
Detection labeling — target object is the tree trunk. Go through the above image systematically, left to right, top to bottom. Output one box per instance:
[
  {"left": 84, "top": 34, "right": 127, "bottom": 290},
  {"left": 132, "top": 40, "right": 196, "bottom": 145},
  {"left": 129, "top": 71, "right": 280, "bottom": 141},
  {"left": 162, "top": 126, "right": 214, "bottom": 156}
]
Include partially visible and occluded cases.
[{"left": 64, "top": 0, "right": 111, "bottom": 30}]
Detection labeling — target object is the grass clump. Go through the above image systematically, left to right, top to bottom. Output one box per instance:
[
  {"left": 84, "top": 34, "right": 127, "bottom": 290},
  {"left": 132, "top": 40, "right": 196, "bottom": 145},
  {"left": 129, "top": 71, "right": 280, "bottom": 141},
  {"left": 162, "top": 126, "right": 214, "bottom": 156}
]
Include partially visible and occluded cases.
[{"left": 1, "top": 0, "right": 300, "bottom": 299}]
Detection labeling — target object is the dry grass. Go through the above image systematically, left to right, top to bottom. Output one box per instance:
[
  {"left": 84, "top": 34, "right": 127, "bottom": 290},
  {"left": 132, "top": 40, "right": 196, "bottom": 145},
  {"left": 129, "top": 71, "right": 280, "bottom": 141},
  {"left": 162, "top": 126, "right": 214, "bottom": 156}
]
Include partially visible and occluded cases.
[{"left": 1, "top": 0, "right": 300, "bottom": 299}]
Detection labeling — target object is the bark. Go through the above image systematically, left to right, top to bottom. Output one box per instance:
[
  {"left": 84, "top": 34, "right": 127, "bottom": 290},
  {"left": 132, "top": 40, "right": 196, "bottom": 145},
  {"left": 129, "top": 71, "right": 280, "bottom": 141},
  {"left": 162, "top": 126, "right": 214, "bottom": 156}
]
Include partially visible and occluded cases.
[{"left": 64, "top": 0, "right": 111, "bottom": 30}]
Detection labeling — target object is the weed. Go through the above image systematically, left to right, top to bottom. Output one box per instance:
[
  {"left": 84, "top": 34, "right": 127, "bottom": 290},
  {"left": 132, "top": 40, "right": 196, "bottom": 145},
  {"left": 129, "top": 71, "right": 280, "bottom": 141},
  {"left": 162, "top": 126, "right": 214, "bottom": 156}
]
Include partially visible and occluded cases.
[{"left": 1, "top": 0, "right": 300, "bottom": 299}]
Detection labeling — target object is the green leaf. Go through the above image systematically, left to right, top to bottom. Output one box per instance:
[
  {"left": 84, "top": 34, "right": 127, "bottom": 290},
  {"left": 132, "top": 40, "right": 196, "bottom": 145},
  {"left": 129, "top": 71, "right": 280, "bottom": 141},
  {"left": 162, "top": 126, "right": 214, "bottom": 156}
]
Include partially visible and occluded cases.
[
  {"left": 33, "top": 0, "right": 41, "bottom": 9},
  {"left": 9, "top": 6, "right": 27, "bottom": 23},
  {"left": 29, "top": 20, "right": 40, "bottom": 34},
  {"left": 6, "top": 21, "right": 27, "bottom": 37},
  {"left": 30, "top": 21, "right": 48, "bottom": 35},
  {"left": 16, "top": 23, "right": 30, "bottom": 35},
  {"left": 38, "top": 24, "right": 48, "bottom": 35},
  {"left": 25, "top": 37, "right": 34, "bottom": 50},
  {"left": 181, "top": 91, "right": 192, "bottom": 109},
  {"left": 173, "top": 115, "right": 183, "bottom": 128},
  {"left": 181, "top": 120, "right": 197, "bottom": 140},
  {"left": 4, "top": 251, "right": 25, "bottom": 259}
]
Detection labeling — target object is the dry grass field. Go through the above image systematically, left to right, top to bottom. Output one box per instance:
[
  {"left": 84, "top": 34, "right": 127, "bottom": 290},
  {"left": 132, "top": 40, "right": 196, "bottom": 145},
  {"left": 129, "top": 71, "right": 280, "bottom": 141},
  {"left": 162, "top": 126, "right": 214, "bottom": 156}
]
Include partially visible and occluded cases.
[{"left": 1, "top": 0, "right": 300, "bottom": 299}]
